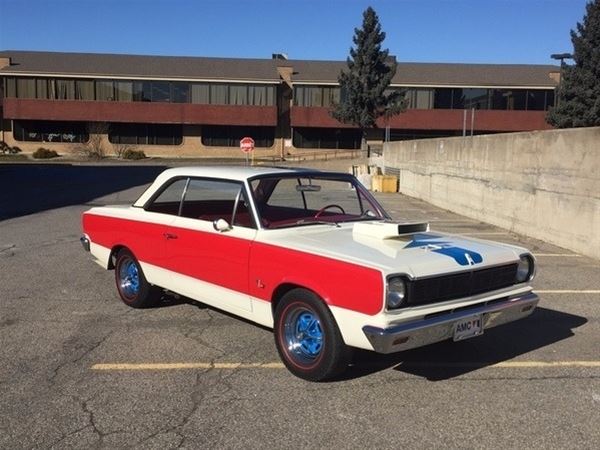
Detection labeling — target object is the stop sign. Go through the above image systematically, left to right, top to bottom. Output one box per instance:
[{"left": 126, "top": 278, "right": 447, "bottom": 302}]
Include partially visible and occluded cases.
[{"left": 240, "top": 137, "right": 255, "bottom": 153}]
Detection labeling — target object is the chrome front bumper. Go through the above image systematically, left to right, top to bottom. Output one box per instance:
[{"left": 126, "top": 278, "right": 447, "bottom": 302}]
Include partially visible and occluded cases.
[{"left": 363, "top": 292, "right": 539, "bottom": 354}]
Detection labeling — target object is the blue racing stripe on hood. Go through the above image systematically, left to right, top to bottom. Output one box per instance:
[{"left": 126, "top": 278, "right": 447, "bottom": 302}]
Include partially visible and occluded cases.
[{"left": 404, "top": 234, "right": 483, "bottom": 266}]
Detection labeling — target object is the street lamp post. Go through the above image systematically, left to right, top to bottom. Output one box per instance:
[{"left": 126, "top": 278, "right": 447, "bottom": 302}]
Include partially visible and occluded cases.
[
  {"left": 550, "top": 53, "right": 574, "bottom": 107},
  {"left": 550, "top": 53, "right": 574, "bottom": 65}
]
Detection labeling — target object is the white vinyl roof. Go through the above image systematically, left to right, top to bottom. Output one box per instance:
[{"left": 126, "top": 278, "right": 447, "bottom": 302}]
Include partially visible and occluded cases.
[{"left": 133, "top": 165, "right": 321, "bottom": 207}]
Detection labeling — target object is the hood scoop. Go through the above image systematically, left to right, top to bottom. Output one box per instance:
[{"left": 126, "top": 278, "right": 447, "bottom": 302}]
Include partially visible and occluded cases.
[{"left": 353, "top": 221, "right": 430, "bottom": 240}]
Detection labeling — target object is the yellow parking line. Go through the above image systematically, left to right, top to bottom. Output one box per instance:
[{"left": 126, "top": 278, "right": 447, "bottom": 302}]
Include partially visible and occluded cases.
[
  {"left": 536, "top": 290, "right": 600, "bottom": 294},
  {"left": 91, "top": 361, "right": 600, "bottom": 371},
  {"left": 91, "top": 362, "right": 285, "bottom": 370}
]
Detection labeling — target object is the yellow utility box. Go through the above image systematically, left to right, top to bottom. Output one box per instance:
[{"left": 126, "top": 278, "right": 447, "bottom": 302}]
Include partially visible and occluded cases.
[{"left": 371, "top": 175, "right": 398, "bottom": 193}]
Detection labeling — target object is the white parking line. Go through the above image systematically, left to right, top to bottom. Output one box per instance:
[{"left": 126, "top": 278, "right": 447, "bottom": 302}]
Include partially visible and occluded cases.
[
  {"left": 430, "top": 219, "right": 479, "bottom": 223},
  {"left": 462, "top": 232, "right": 510, "bottom": 236},
  {"left": 532, "top": 254, "right": 582, "bottom": 257},
  {"left": 536, "top": 290, "right": 600, "bottom": 294},
  {"left": 91, "top": 360, "right": 600, "bottom": 371},
  {"left": 397, "top": 361, "right": 600, "bottom": 368}
]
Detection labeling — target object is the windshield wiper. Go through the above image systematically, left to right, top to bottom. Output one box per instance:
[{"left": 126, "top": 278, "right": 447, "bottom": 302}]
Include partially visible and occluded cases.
[{"left": 294, "top": 219, "right": 340, "bottom": 228}]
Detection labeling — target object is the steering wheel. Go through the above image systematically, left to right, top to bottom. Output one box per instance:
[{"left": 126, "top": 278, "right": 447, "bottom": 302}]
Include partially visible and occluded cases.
[{"left": 314, "top": 204, "right": 346, "bottom": 219}]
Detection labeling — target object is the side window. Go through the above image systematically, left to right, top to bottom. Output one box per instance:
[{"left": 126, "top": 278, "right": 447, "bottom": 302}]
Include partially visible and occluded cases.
[
  {"left": 145, "top": 178, "right": 188, "bottom": 215},
  {"left": 181, "top": 179, "right": 255, "bottom": 228}
]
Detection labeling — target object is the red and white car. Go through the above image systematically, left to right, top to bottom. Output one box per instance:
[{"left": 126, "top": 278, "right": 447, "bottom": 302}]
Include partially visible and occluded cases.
[{"left": 81, "top": 166, "right": 539, "bottom": 381}]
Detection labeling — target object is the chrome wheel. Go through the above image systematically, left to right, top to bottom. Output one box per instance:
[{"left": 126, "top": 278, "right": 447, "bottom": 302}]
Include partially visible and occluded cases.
[{"left": 283, "top": 307, "right": 324, "bottom": 363}]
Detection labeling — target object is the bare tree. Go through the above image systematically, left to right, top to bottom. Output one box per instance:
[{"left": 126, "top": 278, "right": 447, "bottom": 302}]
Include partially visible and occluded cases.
[
  {"left": 78, "top": 122, "right": 108, "bottom": 159},
  {"left": 112, "top": 141, "right": 139, "bottom": 159}
]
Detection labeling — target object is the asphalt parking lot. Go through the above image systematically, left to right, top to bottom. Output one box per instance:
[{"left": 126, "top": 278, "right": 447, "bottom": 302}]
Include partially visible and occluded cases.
[{"left": 0, "top": 162, "right": 598, "bottom": 449}]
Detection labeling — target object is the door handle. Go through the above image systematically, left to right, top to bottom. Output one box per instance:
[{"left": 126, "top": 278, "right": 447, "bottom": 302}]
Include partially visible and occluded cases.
[{"left": 163, "top": 232, "right": 178, "bottom": 240}]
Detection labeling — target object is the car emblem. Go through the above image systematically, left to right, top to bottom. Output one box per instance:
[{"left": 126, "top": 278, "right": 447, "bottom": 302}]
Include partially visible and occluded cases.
[{"left": 465, "top": 253, "right": 476, "bottom": 266}]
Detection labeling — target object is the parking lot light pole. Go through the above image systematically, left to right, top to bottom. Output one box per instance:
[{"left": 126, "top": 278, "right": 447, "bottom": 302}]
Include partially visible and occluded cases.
[
  {"left": 550, "top": 53, "right": 574, "bottom": 65},
  {"left": 551, "top": 53, "right": 574, "bottom": 106}
]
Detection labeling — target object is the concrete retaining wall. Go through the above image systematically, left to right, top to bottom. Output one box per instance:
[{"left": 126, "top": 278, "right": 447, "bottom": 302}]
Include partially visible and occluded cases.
[{"left": 380, "top": 127, "right": 600, "bottom": 259}]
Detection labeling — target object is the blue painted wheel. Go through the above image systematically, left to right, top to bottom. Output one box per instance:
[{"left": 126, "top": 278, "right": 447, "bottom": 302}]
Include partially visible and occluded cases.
[
  {"left": 114, "top": 249, "right": 161, "bottom": 308},
  {"left": 118, "top": 258, "right": 140, "bottom": 298},
  {"left": 274, "top": 289, "right": 352, "bottom": 381},
  {"left": 283, "top": 308, "right": 324, "bottom": 363}
]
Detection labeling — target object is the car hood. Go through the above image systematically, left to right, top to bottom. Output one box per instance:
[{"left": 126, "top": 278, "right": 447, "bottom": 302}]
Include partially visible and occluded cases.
[{"left": 256, "top": 222, "right": 525, "bottom": 278}]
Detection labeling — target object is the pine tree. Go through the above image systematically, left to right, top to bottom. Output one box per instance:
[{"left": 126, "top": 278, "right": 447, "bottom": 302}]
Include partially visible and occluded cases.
[
  {"left": 548, "top": 0, "right": 600, "bottom": 128},
  {"left": 331, "top": 7, "right": 407, "bottom": 139}
]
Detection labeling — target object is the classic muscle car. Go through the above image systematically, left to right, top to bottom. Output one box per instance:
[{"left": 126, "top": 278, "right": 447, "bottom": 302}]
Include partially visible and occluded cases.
[{"left": 81, "top": 166, "right": 539, "bottom": 381}]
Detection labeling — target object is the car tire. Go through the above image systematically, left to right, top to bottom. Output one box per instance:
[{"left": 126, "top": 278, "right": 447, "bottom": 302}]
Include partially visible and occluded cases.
[
  {"left": 114, "top": 249, "right": 161, "bottom": 308},
  {"left": 274, "top": 288, "right": 352, "bottom": 381}
]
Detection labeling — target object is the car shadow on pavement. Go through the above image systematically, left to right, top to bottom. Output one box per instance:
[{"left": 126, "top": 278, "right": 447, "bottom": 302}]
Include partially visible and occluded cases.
[
  {"left": 0, "top": 164, "right": 168, "bottom": 220},
  {"left": 155, "top": 292, "right": 208, "bottom": 309},
  {"left": 340, "top": 307, "right": 587, "bottom": 381}
]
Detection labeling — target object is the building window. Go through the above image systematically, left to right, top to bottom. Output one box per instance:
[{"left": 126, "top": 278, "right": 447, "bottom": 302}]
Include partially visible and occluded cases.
[
  {"left": 4, "top": 76, "right": 554, "bottom": 111},
  {"left": 4, "top": 77, "right": 275, "bottom": 106},
  {"left": 5, "top": 77, "right": 17, "bottom": 97},
  {"left": 16, "top": 78, "right": 36, "bottom": 99},
  {"left": 35, "top": 79, "right": 49, "bottom": 99},
  {"left": 76, "top": 79, "right": 95, "bottom": 100},
  {"left": 96, "top": 80, "right": 114, "bottom": 101},
  {"left": 114, "top": 81, "right": 133, "bottom": 102},
  {"left": 151, "top": 81, "right": 171, "bottom": 102},
  {"left": 172, "top": 82, "right": 189, "bottom": 103},
  {"left": 191, "top": 83, "right": 275, "bottom": 106},
  {"left": 191, "top": 83, "right": 210, "bottom": 104},
  {"left": 210, "top": 84, "right": 229, "bottom": 104},
  {"left": 229, "top": 85, "right": 248, "bottom": 105},
  {"left": 248, "top": 85, "right": 275, "bottom": 106},
  {"left": 294, "top": 85, "right": 341, "bottom": 107},
  {"left": 430, "top": 87, "right": 554, "bottom": 111},
  {"left": 405, "top": 88, "right": 434, "bottom": 109},
  {"left": 433, "top": 88, "right": 453, "bottom": 109},
  {"left": 462, "top": 88, "right": 490, "bottom": 109},
  {"left": 507, "top": 90, "right": 527, "bottom": 110},
  {"left": 13, "top": 120, "right": 89, "bottom": 143},
  {"left": 108, "top": 123, "right": 183, "bottom": 145},
  {"left": 201, "top": 125, "right": 275, "bottom": 147},
  {"left": 292, "top": 127, "right": 362, "bottom": 149},
  {"left": 388, "top": 129, "right": 464, "bottom": 141}
]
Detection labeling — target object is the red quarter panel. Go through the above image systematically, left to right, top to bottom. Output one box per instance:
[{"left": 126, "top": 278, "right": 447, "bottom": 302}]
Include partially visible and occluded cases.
[{"left": 83, "top": 213, "right": 170, "bottom": 267}]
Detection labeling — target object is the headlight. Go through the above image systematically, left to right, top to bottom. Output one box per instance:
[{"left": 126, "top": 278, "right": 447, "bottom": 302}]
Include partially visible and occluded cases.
[
  {"left": 516, "top": 254, "right": 535, "bottom": 282},
  {"left": 386, "top": 276, "right": 407, "bottom": 309}
]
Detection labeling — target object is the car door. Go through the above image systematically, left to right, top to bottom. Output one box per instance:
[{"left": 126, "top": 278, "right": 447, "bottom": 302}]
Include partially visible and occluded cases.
[
  {"left": 131, "top": 177, "right": 186, "bottom": 273},
  {"left": 164, "top": 178, "right": 256, "bottom": 312}
]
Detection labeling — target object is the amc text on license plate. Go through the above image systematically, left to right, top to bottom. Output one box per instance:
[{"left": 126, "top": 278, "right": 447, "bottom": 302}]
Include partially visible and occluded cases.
[{"left": 453, "top": 315, "right": 483, "bottom": 341}]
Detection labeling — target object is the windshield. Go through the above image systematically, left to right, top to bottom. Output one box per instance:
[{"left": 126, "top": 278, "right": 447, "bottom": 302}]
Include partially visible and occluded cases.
[{"left": 250, "top": 174, "right": 389, "bottom": 229}]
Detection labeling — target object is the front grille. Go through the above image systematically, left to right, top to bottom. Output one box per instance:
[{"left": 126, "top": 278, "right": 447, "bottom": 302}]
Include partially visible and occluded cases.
[{"left": 405, "top": 263, "right": 518, "bottom": 307}]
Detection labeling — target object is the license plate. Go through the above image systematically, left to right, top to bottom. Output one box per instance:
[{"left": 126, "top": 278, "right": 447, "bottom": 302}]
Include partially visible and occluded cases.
[{"left": 453, "top": 315, "right": 483, "bottom": 341}]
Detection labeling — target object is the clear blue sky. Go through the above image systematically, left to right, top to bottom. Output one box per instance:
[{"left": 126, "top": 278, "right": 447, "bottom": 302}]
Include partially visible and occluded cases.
[{"left": 0, "top": 0, "right": 587, "bottom": 64}]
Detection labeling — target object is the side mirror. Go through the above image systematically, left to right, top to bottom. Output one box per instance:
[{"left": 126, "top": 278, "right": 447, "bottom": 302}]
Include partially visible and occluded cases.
[{"left": 213, "top": 218, "right": 232, "bottom": 232}]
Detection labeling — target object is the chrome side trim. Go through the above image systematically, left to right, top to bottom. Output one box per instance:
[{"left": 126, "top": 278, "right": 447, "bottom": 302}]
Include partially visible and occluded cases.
[
  {"left": 80, "top": 236, "right": 90, "bottom": 252},
  {"left": 363, "top": 292, "right": 539, "bottom": 354}
]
